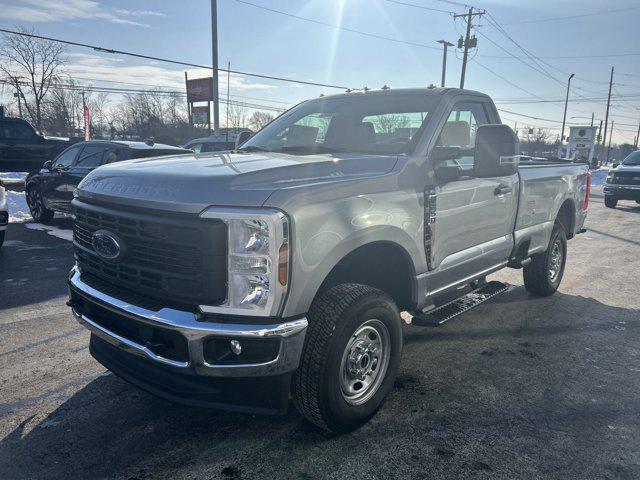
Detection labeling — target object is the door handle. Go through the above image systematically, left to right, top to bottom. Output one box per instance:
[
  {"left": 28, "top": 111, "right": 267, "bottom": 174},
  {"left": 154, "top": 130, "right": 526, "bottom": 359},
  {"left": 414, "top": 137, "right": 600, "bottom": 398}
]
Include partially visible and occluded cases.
[{"left": 494, "top": 184, "right": 512, "bottom": 195}]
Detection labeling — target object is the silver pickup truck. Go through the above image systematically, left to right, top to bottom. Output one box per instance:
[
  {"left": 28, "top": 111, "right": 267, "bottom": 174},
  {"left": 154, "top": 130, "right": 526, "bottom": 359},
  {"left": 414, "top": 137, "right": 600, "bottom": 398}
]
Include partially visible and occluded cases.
[{"left": 67, "top": 88, "right": 590, "bottom": 432}]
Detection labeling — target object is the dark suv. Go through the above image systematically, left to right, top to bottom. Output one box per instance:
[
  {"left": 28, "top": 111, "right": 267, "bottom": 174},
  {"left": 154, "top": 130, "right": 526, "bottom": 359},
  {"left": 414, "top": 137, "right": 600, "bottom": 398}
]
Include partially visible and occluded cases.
[
  {"left": 0, "top": 116, "right": 72, "bottom": 172},
  {"left": 25, "top": 140, "right": 189, "bottom": 222},
  {"left": 604, "top": 150, "right": 640, "bottom": 208}
]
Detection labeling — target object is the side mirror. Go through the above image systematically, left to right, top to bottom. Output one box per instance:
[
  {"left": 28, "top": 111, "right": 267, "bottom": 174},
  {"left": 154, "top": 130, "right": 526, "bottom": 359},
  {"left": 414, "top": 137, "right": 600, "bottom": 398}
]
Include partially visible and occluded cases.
[
  {"left": 474, "top": 124, "right": 519, "bottom": 178},
  {"left": 235, "top": 130, "right": 252, "bottom": 149},
  {"left": 430, "top": 146, "right": 463, "bottom": 163},
  {"left": 42, "top": 160, "right": 52, "bottom": 170},
  {"left": 612, "top": 162, "right": 619, "bottom": 168},
  {"left": 435, "top": 164, "right": 462, "bottom": 183}
]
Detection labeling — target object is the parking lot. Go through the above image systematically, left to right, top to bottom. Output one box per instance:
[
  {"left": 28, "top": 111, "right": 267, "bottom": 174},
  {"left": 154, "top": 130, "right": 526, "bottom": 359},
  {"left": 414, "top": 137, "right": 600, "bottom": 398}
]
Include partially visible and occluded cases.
[{"left": 0, "top": 187, "right": 639, "bottom": 480}]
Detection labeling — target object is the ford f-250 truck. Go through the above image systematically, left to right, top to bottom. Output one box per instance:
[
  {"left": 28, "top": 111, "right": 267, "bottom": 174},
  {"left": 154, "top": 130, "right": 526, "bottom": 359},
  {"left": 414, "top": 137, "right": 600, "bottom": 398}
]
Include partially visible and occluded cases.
[{"left": 67, "top": 88, "right": 590, "bottom": 432}]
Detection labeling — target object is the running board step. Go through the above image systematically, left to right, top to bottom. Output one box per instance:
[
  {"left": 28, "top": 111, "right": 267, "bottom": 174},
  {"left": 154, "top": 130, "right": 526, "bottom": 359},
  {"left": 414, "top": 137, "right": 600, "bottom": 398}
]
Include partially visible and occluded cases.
[{"left": 411, "top": 281, "right": 510, "bottom": 327}]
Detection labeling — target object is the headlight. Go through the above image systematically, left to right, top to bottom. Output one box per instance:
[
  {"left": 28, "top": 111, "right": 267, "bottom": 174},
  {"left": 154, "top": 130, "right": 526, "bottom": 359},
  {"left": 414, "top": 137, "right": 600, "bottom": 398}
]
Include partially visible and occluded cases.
[{"left": 199, "top": 207, "right": 289, "bottom": 317}]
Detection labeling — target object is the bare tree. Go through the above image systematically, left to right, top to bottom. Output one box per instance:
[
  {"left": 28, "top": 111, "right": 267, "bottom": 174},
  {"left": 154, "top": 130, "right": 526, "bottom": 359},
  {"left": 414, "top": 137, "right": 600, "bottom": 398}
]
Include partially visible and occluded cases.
[
  {"left": 0, "top": 27, "right": 66, "bottom": 129},
  {"left": 227, "top": 103, "right": 249, "bottom": 130},
  {"left": 248, "top": 111, "right": 275, "bottom": 131},
  {"left": 374, "top": 114, "right": 410, "bottom": 134}
]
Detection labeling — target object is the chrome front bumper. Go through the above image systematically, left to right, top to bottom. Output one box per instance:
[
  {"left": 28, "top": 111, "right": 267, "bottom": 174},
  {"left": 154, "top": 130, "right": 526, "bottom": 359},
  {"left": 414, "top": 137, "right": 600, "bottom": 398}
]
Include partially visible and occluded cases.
[{"left": 68, "top": 266, "right": 308, "bottom": 377}]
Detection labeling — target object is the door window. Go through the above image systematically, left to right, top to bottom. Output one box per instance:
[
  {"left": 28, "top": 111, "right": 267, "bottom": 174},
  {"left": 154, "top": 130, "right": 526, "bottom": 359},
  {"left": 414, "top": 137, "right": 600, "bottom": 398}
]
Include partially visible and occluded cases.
[
  {"left": 436, "top": 102, "right": 489, "bottom": 171},
  {"left": 2, "top": 121, "right": 35, "bottom": 139},
  {"left": 189, "top": 143, "right": 203, "bottom": 153},
  {"left": 76, "top": 145, "right": 105, "bottom": 168},
  {"left": 52, "top": 146, "right": 80, "bottom": 169},
  {"left": 104, "top": 148, "right": 130, "bottom": 164}
]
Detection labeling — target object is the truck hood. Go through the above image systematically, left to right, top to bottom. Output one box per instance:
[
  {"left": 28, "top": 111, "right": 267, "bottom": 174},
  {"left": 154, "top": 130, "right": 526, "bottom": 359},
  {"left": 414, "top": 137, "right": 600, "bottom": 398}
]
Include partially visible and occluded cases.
[
  {"left": 76, "top": 151, "right": 398, "bottom": 213},
  {"left": 614, "top": 164, "right": 640, "bottom": 172}
]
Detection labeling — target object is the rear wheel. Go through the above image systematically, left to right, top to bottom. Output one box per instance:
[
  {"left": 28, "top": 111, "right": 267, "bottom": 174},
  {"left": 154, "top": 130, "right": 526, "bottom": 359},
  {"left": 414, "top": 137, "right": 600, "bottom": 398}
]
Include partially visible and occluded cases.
[
  {"left": 26, "top": 186, "right": 54, "bottom": 223},
  {"left": 604, "top": 196, "right": 618, "bottom": 208},
  {"left": 523, "top": 223, "right": 567, "bottom": 297},
  {"left": 0, "top": 230, "right": 4, "bottom": 248},
  {"left": 292, "top": 283, "right": 402, "bottom": 433}
]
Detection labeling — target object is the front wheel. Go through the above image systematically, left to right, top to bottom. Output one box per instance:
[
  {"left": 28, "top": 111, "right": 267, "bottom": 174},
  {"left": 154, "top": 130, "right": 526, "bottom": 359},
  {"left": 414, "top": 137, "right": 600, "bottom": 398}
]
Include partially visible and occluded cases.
[
  {"left": 26, "top": 186, "right": 54, "bottom": 223},
  {"left": 604, "top": 196, "right": 618, "bottom": 208},
  {"left": 523, "top": 223, "right": 567, "bottom": 297},
  {"left": 292, "top": 284, "right": 403, "bottom": 433}
]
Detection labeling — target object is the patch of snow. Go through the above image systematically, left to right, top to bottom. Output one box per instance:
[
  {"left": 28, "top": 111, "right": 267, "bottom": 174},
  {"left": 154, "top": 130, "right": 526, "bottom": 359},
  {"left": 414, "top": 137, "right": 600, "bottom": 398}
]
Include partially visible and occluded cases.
[
  {"left": 590, "top": 167, "right": 609, "bottom": 187},
  {"left": 0, "top": 172, "right": 27, "bottom": 181},
  {"left": 6, "top": 191, "right": 31, "bottom": 222},
  {"left": 24, "top": 223, "right": 73, "bottom": 241}
]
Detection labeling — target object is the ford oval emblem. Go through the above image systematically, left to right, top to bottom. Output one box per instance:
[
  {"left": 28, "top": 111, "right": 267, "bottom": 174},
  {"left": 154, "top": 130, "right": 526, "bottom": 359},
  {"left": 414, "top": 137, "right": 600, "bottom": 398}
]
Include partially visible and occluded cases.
[{"left": 92, "top": 229, "right": 125, "bottom": 262}]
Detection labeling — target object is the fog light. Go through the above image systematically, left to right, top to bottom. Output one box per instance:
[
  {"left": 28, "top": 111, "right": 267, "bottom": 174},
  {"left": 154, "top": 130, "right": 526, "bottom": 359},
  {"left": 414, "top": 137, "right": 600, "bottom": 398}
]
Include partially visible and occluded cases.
[{"left": 230, "top": 340, "right": 242, "bottom": 355}]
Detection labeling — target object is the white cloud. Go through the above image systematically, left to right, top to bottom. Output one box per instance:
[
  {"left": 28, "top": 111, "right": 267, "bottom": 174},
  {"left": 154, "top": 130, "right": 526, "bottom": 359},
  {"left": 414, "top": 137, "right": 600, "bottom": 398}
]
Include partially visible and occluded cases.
[
  {"left": 0, "top": 0, "right": 165, "bottom": 27},
  {"left": 65, "top": 53, "right": 279, "bottom": 92}
]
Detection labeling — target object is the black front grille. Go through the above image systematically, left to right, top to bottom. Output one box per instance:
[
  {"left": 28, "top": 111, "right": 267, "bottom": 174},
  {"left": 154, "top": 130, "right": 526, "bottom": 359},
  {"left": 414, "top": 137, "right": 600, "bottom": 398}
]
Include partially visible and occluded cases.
[
  {"left": 611, "top": 172, "right": 640, "bottom": 186},
  {"left": 73, "top": 202, "right": 227, "bottom": 306}
]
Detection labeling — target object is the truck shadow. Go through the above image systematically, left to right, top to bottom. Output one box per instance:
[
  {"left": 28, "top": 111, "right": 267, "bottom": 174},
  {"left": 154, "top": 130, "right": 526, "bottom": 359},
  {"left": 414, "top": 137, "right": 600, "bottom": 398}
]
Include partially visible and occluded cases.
[{"left": 1, "top": 289, "right": 639, "bottom": 479}]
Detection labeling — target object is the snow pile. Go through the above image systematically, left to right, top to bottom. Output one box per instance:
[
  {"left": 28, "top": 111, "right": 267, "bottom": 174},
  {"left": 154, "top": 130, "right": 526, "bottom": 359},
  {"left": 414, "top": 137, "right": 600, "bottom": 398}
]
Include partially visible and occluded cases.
[
  {"left": 590, "top": 167, "right": 610, "bottom": 187},
  {"left": 1, "top": 173, "right": 31, "bottom": 222},
  {"left": 6, "top": 191, "right": 31, "bottom": 222}
]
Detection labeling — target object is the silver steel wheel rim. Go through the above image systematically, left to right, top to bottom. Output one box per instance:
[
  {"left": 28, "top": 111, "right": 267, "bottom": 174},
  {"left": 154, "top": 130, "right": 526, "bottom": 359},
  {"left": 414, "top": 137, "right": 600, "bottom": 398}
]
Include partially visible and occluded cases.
[
  {"left": 548, "top": 239, "right": 563, "bottom": 282},
  {"left": 339, "top": 319, "right": 391, "bottom": 406}
]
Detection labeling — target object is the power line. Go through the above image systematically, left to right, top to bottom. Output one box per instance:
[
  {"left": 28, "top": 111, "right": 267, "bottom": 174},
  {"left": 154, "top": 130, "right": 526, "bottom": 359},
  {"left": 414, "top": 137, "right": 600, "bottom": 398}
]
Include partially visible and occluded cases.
[
  {"left": 234, "top": 0, "right": 444, "bottom": 50},
  {"left": 384, "top": 0, "right": 453, "bottom": 14},
  {"left": 500, "top": 5, "right": 640, "bottom": 26},
  {"left": 0, "top": 27, "right": 353, "bottom": 91}
]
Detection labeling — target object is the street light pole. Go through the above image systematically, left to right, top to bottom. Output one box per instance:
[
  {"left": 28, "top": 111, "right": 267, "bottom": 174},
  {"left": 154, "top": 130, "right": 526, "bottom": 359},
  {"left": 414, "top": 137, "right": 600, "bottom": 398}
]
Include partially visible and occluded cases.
[
  {"left": 211, "top": 0, "right": 220, "bottom": 134},
  {"left": 436, "top": 40, "right": 453, "bottom": 87},
  {"left": 559, "top": 73, "right": 574, "bottom": 158}
]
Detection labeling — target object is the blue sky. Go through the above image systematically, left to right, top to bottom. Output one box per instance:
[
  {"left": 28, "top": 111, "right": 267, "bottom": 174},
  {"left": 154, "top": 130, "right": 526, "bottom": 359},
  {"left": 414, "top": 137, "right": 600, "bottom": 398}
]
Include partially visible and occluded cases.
[{"left": 1, "top": 0, "right": 640, "bottom": 143}]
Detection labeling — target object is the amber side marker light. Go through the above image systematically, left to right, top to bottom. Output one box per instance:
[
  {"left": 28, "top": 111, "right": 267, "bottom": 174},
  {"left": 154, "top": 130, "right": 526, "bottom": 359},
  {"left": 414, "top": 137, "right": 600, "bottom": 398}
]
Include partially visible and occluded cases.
[{"left": 278, "top": 243, "right": 289, "bottom": 286}]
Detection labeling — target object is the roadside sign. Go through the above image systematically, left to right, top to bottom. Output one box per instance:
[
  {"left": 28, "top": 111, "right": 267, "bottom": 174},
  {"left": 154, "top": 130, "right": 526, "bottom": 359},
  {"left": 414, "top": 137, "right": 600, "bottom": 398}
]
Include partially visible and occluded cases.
[
  {"left": 186, "top": 77, "right": 213, "bottom": 103},
  {"left": 192, "top": 106, "right": 210, "bottom": 125}
]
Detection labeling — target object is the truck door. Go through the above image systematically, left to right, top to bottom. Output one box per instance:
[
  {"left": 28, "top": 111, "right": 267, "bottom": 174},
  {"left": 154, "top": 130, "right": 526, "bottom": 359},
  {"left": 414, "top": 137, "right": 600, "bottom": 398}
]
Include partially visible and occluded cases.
[{"left": 426, "top": 102, "right": 518, "bottom": 293}]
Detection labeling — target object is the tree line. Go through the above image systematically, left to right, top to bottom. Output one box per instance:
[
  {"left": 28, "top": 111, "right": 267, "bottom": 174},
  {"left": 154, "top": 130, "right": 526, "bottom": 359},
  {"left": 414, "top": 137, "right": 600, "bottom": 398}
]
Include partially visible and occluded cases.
[{"left": 0, "top": 27, "right": 275, "bottom": 145}]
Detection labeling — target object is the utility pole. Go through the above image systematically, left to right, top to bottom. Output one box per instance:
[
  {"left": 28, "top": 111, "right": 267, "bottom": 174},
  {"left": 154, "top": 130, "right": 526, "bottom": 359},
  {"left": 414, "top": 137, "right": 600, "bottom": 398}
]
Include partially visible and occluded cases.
[
  {"left": 211, "top": 0, "right": 220, "bottom": 134},
  {"left": 454, "top": 8, "right": 484, "bottom": 89},
  {"left": 436, "top": 40, "right": 453, "bottom": 87},
  {"left": 226, "top": 61, "right": 230, "bottom": 141},
  {"left": 602, "top": 66, "right": 614, "bottom": 162},
  {"left": 559, "top": 73, "right": 575, "bottom": 157},
  {"left": 13, "top": 78, "right": 22, "bottom": 117},
  {"left": 635, "top": 109, "right": 640, "bottom": 150},
  {"left": 590, "top": 112, "right": 594, "bottom": 127},
  {"left": 596, "top": 119, "right": 603, "bottom": 154},
  {"left": 607, "top": 120, "right": 614, "bottom": 164}
]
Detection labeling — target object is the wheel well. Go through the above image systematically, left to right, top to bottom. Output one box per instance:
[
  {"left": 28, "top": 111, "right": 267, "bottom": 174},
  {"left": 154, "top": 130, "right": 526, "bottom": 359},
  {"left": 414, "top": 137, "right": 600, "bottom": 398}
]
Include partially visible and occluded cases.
[
  {"left": 556, "top": 200, "right": 575, "bottom": 239},
  {"left": 318, "top": 242, "right": 415, "bottom": 311}
]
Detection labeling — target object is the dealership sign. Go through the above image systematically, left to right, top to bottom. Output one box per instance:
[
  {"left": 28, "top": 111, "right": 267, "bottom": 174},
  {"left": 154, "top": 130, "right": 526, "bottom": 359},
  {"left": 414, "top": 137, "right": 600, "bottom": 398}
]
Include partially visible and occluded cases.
[{"left": 192, "top": 106, "right": 210, "bottom": 125}]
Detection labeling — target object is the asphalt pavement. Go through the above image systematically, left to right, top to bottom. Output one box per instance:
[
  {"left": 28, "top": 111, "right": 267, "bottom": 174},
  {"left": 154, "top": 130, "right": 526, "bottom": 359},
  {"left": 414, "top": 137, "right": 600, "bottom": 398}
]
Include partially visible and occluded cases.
[{"left": 1, "top": 188, "right": 639, "bottom": 480}]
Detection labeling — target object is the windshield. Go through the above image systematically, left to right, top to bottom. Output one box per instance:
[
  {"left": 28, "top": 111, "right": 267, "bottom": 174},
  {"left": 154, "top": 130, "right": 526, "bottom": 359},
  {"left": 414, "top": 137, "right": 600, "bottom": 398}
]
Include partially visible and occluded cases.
[
  {"left": 241, "top": 93, "right": 438, "bottom": 156},
  {"left": 622, "top": 151, "right": 640, "bottom": 166}
]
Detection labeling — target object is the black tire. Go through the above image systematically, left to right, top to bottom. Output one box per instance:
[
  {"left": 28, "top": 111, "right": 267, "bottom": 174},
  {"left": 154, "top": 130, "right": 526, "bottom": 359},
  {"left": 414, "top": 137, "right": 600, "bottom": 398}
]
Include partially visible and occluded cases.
[
  {"left": 26, "top": 185, "right": 54, "bottom": 223},
  {"left": 604, "top": 196, "right": 618, "bottom": 208},
  {"left": 523, "top": 223, "right": 567, "bottom": 297},
  {"left": 0, "top": 230, "right": 4, "bottom": 248},
  {"left": 292, "top": 283, "right": 403, "bottom": 433}
]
